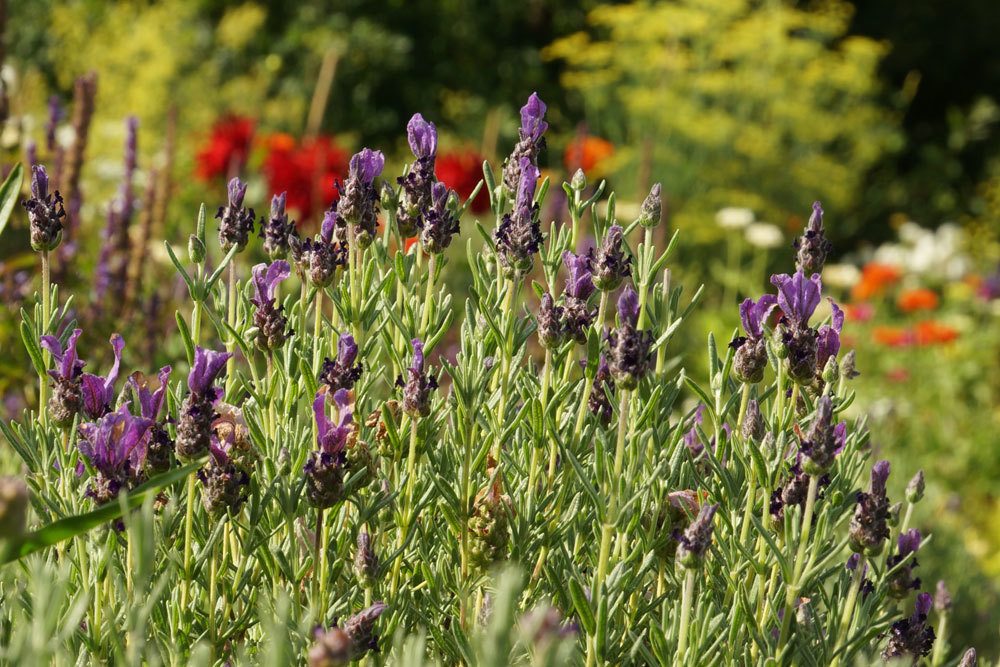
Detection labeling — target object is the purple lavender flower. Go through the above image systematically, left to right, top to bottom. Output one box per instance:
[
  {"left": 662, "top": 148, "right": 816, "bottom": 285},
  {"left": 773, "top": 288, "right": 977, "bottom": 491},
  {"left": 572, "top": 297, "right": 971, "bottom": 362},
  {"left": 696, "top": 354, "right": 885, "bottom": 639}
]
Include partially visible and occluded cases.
[
  {"left": 502, "top": 93, "right": 548, "bottom": 194},
  {"left": 397, "top": 114, "right": 438, "bottom": 238},
  {"left": 338, "top": 148, "right": 385, "bottom": 248},
  {"left": 495, "top": 157, "right": 543, "bottom": 278},
  {"left": 21, "top": 165, "right": 65, "bottom": 252},
  {"left": 216, "top": 177, "right": 255, "bottom": 253},
  {"left": 420, "top": 182, "right": 460, "bottom": 254},
  {"left": 260, "top": 192, "right": 297, "bottom": 259},
  {"left": 794, "top": 202, "right": 833, "bottom": 275},
  {"left": 291, "top": 208, "right": 348, "bottom": 287},
  {"left": 591, "top": 225, "right": 632, "bottom": 291},
  {"left": 561, "top": 250, "right": 596, "bottom": 343},
  {"left": 250, "top": 260, "right": 293, "bottom": 351},
  {"left": 771, "top": 271, "right": 822, "bottom": 329},
  {"left": 608, "top": 285, "right": 653, "bottom": 389},
  {"left": 537, "top": 292, "right": 565, "bottom": 350},
  {"left": 731, "top": 294, "right": 777, "bottom": 383},
  {"left": 816, "top": 298, "right": 844, "bottom": 373},
  {"left": 40, "top": 328, "right": 85, "bottom": 427},
  {"left": 319, "top": 333, "right": 363, "bottom": 392},
  {"left": 79, "top": 334, "right": 125, "bottom": 420},
  {"left": 397, "top": 338, "right": 438, "bottom": 418},
  {"left": 176, "top": 346, "right": 232, "bottom": 461},
  {"left": 588, "top": 354, "right": 615, "bottom": 426},
  {"left": 128, "top": 365, "right": 174, "bottom": 474},
  {"left": 303, "top": 387, "right": 354, "bottom": 508},
  {"left": 799, "top": 395, "right": 847, "bottom": 475},
  {"left": 742, "top": 398, "right": 765, "bottom": 441},
  {"left": 683, "top": 404, "right": 707, "bottom": 459},
  {"left": 78, "top": 405, "right": 154, "bottom": 505},
  {"left": 197, "top": 422, "right": 251, "bottom": 515},
  {"left": 849, "top": 460, "right": 892, "bottom": 555},
  {"left": 677, "top": 503, "right": 718, "bottom": 568},
  {"left": 355, "top": 529, "right": 379, "bottom": 587},
  {"left": 887, "top": 529, "right": 923, "bottom": 598},
  {"left": 882, "top": 593, "right": 935, "bottom": 661},
  {"left": 309, "top": 602, "right": 388, "bottom": 665}
]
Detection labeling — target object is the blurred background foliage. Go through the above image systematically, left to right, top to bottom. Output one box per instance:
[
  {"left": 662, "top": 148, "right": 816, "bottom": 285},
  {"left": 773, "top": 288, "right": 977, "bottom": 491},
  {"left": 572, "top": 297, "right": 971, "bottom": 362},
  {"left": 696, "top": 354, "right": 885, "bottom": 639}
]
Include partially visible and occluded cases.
[{"left": 2, "top": 0, "right": 1000, "bottom": 657}]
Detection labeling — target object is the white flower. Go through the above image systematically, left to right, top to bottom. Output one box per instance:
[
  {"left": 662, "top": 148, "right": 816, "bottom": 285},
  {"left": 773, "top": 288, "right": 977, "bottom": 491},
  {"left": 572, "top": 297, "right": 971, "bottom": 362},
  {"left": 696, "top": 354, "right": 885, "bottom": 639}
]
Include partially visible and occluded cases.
[
  {"left": 715, "top": 207, "right": 754, "bottom": 229},
  {"left": 744, "top": 222, "right": 783, "bottom": 249},
  {"left": 822, "top": 263, "right": 861, "bottom": 289}
]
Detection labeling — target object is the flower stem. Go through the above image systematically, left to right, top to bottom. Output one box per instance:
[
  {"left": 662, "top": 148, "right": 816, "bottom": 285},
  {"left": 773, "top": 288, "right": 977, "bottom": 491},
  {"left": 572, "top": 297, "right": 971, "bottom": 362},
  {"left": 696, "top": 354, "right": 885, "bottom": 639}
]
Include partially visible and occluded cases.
[
  {"left": 38, "top": 250, "right": 52, "bottom": 426},
  {"left": 420, "top": 253, "right": 436, "bottom": 338},
  {"left": 225, "top": 262, "right": 237, "bottom": 394},
  {"left": 313, "top": 289, "right": 324, "bottom": 372},
  {"left": 391, "top": 417, "right": 421, "bottom": 596},
  {"left": 180, "top": 473, "right": 197, "bottom": 614},
  {"left": 777, "top": 474, "right": 820, "bottom": 649},
  {"left": 316, "top": 508, "right": 328, "bottom": 623},
  {"left": 830, "top": 555, "right": 864, "bottom": 667},
  {"left": 677, "top": 569, "right": 696, "bottom": 660}
]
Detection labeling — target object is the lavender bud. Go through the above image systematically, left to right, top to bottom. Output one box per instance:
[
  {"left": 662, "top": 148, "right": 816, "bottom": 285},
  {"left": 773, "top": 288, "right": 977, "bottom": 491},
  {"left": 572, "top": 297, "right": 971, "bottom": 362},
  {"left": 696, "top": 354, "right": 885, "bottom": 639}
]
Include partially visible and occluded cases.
[
  {"left": 502, "top": 92, "right": 548, "bottom": 194},
  {"left": 340, "top": 148, "right": 385, "bottom": 248},
  {"left": 495, "top": 158, "right": 542, "bottom": 278},
  {"left": 22, "top": 165, "right": 65, "bottom": 252},
  {"left": 570, "top": 168, "right": 587, "bottom": 192},
  {"left": 216, "top": 177, "right": 255, "bottom": 253},
  {"left": 420, "top": 182, "right": 460, "bottom": 254},
  {"left": 638, "top": 183, "right": 662, "bottom": 228},
  {"left": 260, "top": 192, "right": 297, "bottom": 259},
  {"left": 794, "top": 201, "right": 833, "bottom": 275},
  {"left": 591, "top": 225, "right": 631, "bottom": 291},
  {"left": 187, "top": 234, "right": 206, "bottom": 264},
  {"left": 251, "top": 261, "right": 293, "bottom": 351},
  {"left": 319, "top": 334, "right": 363, "bottom": 392},
  {"left": 732, "top": 336, "right": 768, "bottom": 384},
  {"left": 397, "top": 339, "right": 438, "bottom": 419},
  {"left": 176, "top": 347, "right": 232, "bottom": 461},
  {"left": 841, "top": 350, "right": 860, "bottom": 379},
  {"left": 588, "top": 355, "right": 615, "bottom": 426},
  {"left": 822, "top": 356, "right": 839, "bottom": 384},
  {"left": 741, "top": 399, "right": 765, "bottom": 442},
  {"left": 197, "top": 457, "right": 250, "bottom": 515},
  {"left": 905, "top": 470, "right": 925, "bottom": 504},
  {"left": 0, "top": 476, "right": 28, "bottom": 540},
  {"left": 468, "top": 478, "right": 510, "bottom": 570},
  {"left": 887, "top": 501, "right": 902, "bottom": 527},
  {"left": 677, "top": 503, "right": 718, "bottom": 569},
  {"left": 354, "top": 530, "right": 379, "bottom": 588},
  {"left": 934, "top": 580, "right": 952, "bottom": 613},
  {"left": 342, "top": 602, "right": 388, "bottom": 660},
  {"left": 308, "top": 627, "right": 352, "bottom": 667},
  {"left": 958, "top": 649, "right": 977, "bottom": 667}
]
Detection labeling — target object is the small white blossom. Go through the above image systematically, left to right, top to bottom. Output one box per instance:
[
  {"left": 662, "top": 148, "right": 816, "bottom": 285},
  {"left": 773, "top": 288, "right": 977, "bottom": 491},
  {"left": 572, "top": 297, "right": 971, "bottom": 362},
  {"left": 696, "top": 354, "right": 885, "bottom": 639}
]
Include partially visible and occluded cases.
[{"left": 715, "top": 207, "right": 754, "bottom": 229}]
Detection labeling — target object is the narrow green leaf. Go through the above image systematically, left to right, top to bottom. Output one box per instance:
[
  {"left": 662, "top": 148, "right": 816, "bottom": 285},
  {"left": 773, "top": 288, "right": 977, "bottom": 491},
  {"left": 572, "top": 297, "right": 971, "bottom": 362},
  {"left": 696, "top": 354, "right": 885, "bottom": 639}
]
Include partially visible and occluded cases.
[
  {"left": 0, "top": 162, "right": 24, "bottom": 239},
  {"left": 569, "top": 577, "right": 596, "bottom": 636}
]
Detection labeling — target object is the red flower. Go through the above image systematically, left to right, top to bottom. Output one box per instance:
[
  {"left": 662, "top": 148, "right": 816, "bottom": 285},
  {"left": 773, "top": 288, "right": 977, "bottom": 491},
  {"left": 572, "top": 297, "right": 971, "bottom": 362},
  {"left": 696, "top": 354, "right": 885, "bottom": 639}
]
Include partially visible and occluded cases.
[
  {"left": 195, "top": 116, "right": 255, "bottom": 182},
  {"left": 262, "top": 134, "right": 349, "bottom": 222},
  {"left": 563, "top": 135, "right": 615, "bottom": 175},
  {"left": 436, "top": 149, "right": 489, "bottom": 214},
  {"left": 897, "top": 288, "right": 939, "bottom": 313},
  {"left": 913, "top": 320, "right": 958, "bottom": 346},
  {"left": 873, "top": 326, "right": 912, "bottom": 348}
]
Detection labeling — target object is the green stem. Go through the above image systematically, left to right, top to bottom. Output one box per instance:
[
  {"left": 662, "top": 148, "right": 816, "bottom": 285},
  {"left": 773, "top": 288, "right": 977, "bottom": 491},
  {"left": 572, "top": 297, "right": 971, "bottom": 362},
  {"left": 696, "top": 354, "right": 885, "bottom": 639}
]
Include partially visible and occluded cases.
[
  {"left": 637, "top": 227, "right": 653, "bottom": 329},
  {"left": 39, "top": 250, "right": 51, "bottom": 426},
  {"left": 420, "top": 253, "right": 437, "bottom": 337},
  {"left": 225, "top": 262, "right": 237, "bottom": 394},
  {"left": 313, "top": 289, "right": 324, "bottom": 372},
  {"left": 459, "top": 410, "right": 475, "bottom": 629},
  {"left": 391, "top": 418, "right": 421, "bottom": 596},
  {"left": 180, "top": 473, "right": 197, "bottom": 614},
  {"left": 777, "top": 474, "right": 820, "bottom": 650},
  {"left": 316, "top": 508, "right": 327, "bottom": 623},
  {"left": 830, "top": 556, "right": 864, "bottom": 667},
  {"left": 677, "top": 569, "right": 696, "bottom": 661},
  {"left": 930, "top": 612, "right": 948, "bottom": 667}
]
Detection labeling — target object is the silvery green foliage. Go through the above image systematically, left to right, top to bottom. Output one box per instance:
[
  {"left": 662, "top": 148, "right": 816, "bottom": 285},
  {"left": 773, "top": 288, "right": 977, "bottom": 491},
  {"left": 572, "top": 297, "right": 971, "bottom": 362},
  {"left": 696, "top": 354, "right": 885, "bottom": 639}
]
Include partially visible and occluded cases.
[{"left": 2, "top": 120, "right": 977, "bottom": 666}]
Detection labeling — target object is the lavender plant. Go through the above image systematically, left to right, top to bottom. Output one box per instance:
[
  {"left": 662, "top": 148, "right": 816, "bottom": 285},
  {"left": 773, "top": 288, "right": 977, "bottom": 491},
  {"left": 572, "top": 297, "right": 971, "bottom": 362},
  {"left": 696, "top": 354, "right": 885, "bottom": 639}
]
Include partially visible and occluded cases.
[{"left": 0, "top": 94, "right": 984, "bottom": 667}]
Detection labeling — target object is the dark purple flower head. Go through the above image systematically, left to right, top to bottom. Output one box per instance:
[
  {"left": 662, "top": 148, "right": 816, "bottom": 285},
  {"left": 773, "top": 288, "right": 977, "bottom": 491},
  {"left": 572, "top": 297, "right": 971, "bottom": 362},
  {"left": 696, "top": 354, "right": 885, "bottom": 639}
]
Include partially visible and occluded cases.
[
  {"left": 519, "top": 93, "right": 548, "bottom": 142},
  {"left": 407, "top": 113, "right": 438, "bottom": 159},
  {"left": 349, "top": 148, "right": 385, "bottom": 187},
  {"left": 495, "top": 159, "right": 543, "bottom": 277},
  {"left": 22, "top": 164, "right": 65, "bottom": 252},
  {"left": 216, "top": 177, "right": 255, "bottom": 252},
  {"left": 420, "top": 182, "right": 461, "bottom": 254},
  {"left": 639, "top": 183, "right": 662, "bottom": 228},
  {"left": 260, "top": 191, "right": 297, "bottom": 259},
  {"left": 795, "top": 201, "right": 833, "bottom": 275},
  {"left": 591, "top": 225, "right": 631, "bottom": 291},
  {"left": 562, "top": 251, "right": 595, "bottom": 301},
  {"left": 251, "top": 260, "right": 291, "bottom": 307},
  {"left": 771, "top": 271, "right": 822, "bottom": 329},
  {"left": 617, "top": 284, "right": 640, "bottom": 329},
  {"left": 537, "top": 292, "right": 565, "bottom": 350},
  {"left": 739, "top": 294, "right": 778, "bottom": 340},
  {"left": 816, "top": 298, "right": 844, "bottom": 371},
  {"left": 41, "top": 328, "right": 85, "bottom": 382},
  {"left": 319, "top": 333, "right": 363, "bottom": 392},
  {"left": 80, "top": 334, "right": 125, "bottom": 420},
  {"left": 397, "top": 338, "right": 438, "bottom": 418},
  {"left": 187, "top": 346, "right": 232, "bottom": 397},
  {"left": 588, "top": 354, "right": 615, "bottom": 425},
  {"left": 128, "top": 365, "right": 171, "bottom": 420},
  {"left": 314, "top": 387, "right": 354, "bottom": 455},
  {"left": 799, "top": 395, "right": 847, "bottom": 475},
  {"left": 78, "top": 405, "right": 154, "bottom": 504},
  {"left": 849, "top": 459, "right": 892, "bottom": 555},
  {"left": 677, "top": 503, "right": 718, "bottom": 568},
  {"left": 887, "top": 528, "right": 924, "bottom": 598},
  {"left": 883, "top": 593, "right": 935, "bottom": 661}
]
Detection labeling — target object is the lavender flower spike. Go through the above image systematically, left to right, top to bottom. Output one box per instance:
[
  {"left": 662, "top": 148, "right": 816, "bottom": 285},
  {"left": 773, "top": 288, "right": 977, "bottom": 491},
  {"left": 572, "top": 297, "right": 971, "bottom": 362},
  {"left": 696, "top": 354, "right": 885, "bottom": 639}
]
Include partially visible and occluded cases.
[
  {"left": 502, "top": 92, "right": 548, "bottom": 193},
  {"left": 520, "top": 92, "right": 549, "bottom": 143},
  {"left": 407, "top": 113, "right": 438, "bottom": 160},
  {"left": 340, "top": 148, "right": 385, "bottom": 248},
  {"left": 494, "top": 158, "right": 543, "bottom": 278},
  {"left": 22, "top": 164, "right": 65, "bottom": 252},
  {"left": 216, "top": 176, "right": 255, "bottom": 253},
  {"left": 420, "top": 182, "right": 461, "bottom": 254},
  {"left": 260, "top": 192, "right": 297, "bottom": 259},
  {"left": 795, "top": 201, "right": 833, "bottom": 275},
  {"left": 591, "top": 225, "right": 632, "bottom": 291},
  {"left": 560, "top": 250, "right": 596, "bottom": 343},
  {"left": 563, "top": 251, "right": 595, "bottom": 301},
  {"left": 251, "top": 260, "right": 293, "bottom": 351},
  {"left": 771, "top": 270, "right": 823, "bottom": 329},
  {"left": 608, "top": 284, "right": 654, "bottom": 389},
  {"left": 617, "top": 284, "right": 641, "bottom": 329},
  {"left": 732, "top": 294, "right": 777, "bottom": 383},
  {"left": 739, "top": 294, "right": 778, "bottom": 340},
  {"left": 40, "top": 328, "right": 85, "bottom": 427},
  {"left": 79, "top": 333, "right": 125, "bottom": 420},
  {"left": 319, "top": 333, "right": 363, "bottom": 392},
  {"left": 398, "top": 338, "right": 438, "bottom": 418},
  {"left": 176, "top": 346, "right": 233, "bottom": 461},
  {"left": 187, "top": 346, "right": 233, "bottom": 396},
  {"left": 128, "top": 365, "right": 174, "bottom": 473},
  {"left": 303, "top": 387, "right": 354, "bottom": 508},
  {"left": 799, "top": 395, "right": 847, "bottom": 475},
  {"left": 77, "top": 405, "right": 154, "bottom": 505},
  {"left": 849, "top": 460, "right": 892, "bottom": 555},
  {"left": 677, "top": 503, "right": 719, "bottom": 568},
  {"left": 887, "top": 529, "right": 924, "bottom": 598},
  {"left": 882, "top": 592, "right": 935, "bottom": 661}
]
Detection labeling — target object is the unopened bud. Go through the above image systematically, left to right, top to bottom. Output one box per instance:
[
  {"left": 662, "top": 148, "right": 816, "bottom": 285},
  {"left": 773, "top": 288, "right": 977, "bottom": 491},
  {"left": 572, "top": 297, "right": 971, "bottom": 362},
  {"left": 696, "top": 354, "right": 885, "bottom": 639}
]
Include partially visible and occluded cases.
[
  {"left": 570, "top": 168, "right": 587, "bottom": 192},
  {"left": 638, "top": 183, "right": 662, "bottom": 228},
  {"left": 188, "top": 235, "right": 206, "bottom": 264},
  {"left": 841, "top": 350, "right": 860, "bottom": 379},
  {"left": 822, "top": 356, "right": 839, "bottom": 384},
  {"left": 905, "top": 470, "right": 925, "bottom": 504},
  {"left": 887, "top": 501, "right": 902, "bottom": 527}
]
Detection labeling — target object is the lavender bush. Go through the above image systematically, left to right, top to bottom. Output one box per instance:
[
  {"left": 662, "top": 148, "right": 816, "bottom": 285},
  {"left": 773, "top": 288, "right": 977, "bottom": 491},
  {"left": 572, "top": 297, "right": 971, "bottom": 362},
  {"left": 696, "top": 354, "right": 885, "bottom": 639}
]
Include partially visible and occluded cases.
[{"left": 0, "top": 95, "right": 982, "bottom": 666}]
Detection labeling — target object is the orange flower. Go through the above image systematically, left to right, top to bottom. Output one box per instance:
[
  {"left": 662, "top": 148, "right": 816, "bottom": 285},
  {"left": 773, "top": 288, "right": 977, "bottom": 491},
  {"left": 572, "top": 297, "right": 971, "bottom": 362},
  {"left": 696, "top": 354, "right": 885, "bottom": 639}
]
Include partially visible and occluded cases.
[
  {"left": 563, "top": 136, "right": 615, "bottom": 175},
  {"left": 851, "top": 263, "right": 902, "bottom": 301},
  {"left": 897, "top": 288, "right": 939, "bottom": 313},
  {"left": 844, "top": 302, "right": 874, "bottom": 322},
  {"left": 914, "top": 320, "right": 958, "bottom": 345},
  {"left": 872, "top": 326, "right": 911, "bottom": 347}
]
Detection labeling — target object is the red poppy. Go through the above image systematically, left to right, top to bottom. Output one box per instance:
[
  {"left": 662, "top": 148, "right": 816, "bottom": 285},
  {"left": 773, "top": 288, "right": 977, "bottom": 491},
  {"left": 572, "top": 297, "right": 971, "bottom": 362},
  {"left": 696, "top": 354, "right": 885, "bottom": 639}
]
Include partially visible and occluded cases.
[
  {"left": 195, "top": 115, "right": 255, "bottom": 182},
  {"left": 262, "top": 133, "right": 348, "bottom": 222},
  {"left": 563, "top": 135, "right": 615, "bottom": 175},
  {"left": 436, "top": 149, "right": 489, "bottom": 214},
  {"left": 897, "top": 288, "right": 939, "bottom": 313}
]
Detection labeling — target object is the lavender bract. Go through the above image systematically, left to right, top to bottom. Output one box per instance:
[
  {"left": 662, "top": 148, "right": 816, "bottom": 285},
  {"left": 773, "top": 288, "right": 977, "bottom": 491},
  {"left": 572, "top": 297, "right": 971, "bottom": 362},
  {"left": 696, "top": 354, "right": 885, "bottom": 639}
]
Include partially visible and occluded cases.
[
  {"left": 502, "top": 92, "right": 548, "bottom": 194},
  {"left": 396, "top": 113, "right": 438, "bottom": 238},
  {"left": 338, "top": 148, "right": 385, "bottom": 248},
  {"left": 495, "top": 158, "right": 542, "bottom": 278},
  {"left": 260, "top": 192, "right": 297, "bottom": 259},
  {"left": 561, "top": 250, "right": 596, "bottom": 344},
  {"left": 250, "top": 260, "right": 292, "bottom": 351},
  {"left": 771, "top": 270, "right": 823, "bottom": 383},
  {"left": 607, "top": 285, "right": 653, "bottom": 390},
  {"left": 731, "top": 294, "right": 777, "bottom": 383},
  {"left": 40, "top": 328, "right": 85, "bottom": 427},
  {"left": 319, "top": 333, "right": 363, "bottom": 392},
  {"left": 79, "top": 334, "right": 125, "bottom": 420},
  {"left": 176, "top": 346, "right": 232, "bottom": 461},
  {"left": 127, "top": 365, "right": 174, "bottom": 474},
  {"left": 303, "top": 387, "right": 353, "bottom": 509},
  {"left": 77, "top": 405, "right": 154, "bottom": 505}
]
